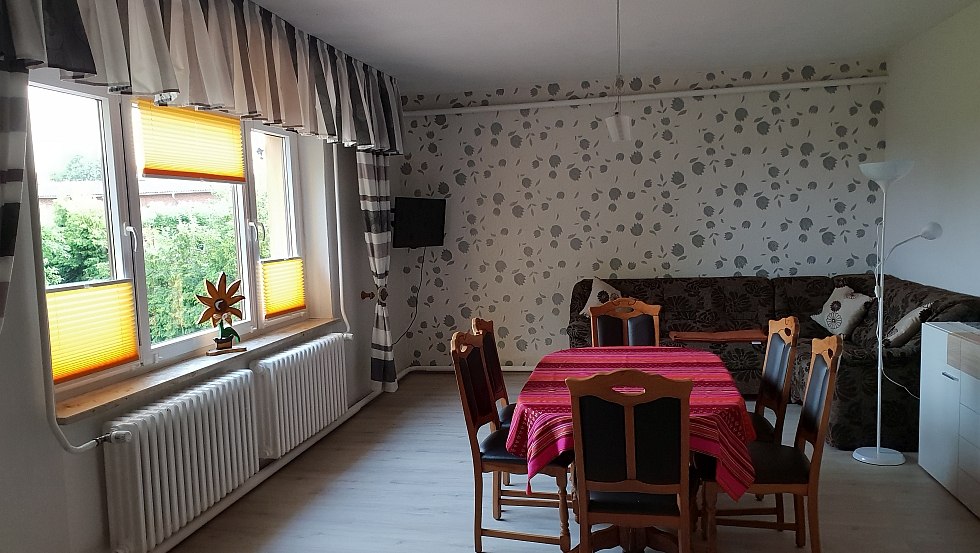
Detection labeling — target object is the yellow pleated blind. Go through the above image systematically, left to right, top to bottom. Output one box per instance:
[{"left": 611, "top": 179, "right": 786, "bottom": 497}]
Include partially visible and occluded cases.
[
  {"left": 137, "top": 99, "right": 245, "bottom": 182},
  {"left": 261, "top": 258, "right": 306, "bottom": 319},
  {"left": 47, "top": 281, "right": 140, "bottom": 383}
]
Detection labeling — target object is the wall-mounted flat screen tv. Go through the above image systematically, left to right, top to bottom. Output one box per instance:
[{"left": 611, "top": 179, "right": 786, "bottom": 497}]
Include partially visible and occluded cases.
[{"left": 392, "top": 196, "right": 446, "bottom": 248}]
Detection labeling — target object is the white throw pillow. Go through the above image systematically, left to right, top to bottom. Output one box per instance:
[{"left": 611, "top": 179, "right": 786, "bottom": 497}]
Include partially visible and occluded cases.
[
  {"left": 579, "top": 278, "right": 623, "bottom": 316},
  {"left": 811, "top": 285, "right": 872, "bottom": 338},
  {"left": 883, "top": 304, "right": 930, "bottom": 348}
]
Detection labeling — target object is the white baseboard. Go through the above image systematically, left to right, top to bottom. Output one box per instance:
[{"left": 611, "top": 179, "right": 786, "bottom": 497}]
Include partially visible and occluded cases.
[{"left": 396, "top": 364, "right": 533, "bottom": 379}]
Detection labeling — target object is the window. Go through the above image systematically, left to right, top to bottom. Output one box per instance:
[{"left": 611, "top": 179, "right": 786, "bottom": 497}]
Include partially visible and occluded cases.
[
  {"left": 27, "top": 78, "right": 308, "bottom": 389},
  {"left": 29, "top": 84, "right": 139, "bottom": 383},
  {"left": 30, "top": 86, "right": 115, "bottom": 287},
  {"left": 131, "top": 101, "right": 252, "bottom": 355},
  {"left": 249, "top": 129, "right": 306, "bottom": 320}
]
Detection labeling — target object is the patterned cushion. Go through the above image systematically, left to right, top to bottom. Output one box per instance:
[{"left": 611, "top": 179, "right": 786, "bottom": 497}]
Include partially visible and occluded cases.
[
  {"left": 578, "top": 278, "right": 623, "bottom": 315},
  {"left": 810, "top": 286, "right": 871, "bottom": 338},
  {"left": 883, "top": 305, "right": 929, "bottom": 348}
]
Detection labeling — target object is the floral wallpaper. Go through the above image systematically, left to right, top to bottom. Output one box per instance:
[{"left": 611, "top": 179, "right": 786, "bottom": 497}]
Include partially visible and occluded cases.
[{"left": 392, "top": 61, "right": 887, "bottom": 367}]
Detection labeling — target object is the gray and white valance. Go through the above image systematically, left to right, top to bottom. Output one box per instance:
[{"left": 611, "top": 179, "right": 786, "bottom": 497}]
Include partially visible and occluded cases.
[{"left": 1, "top": 0, "right": 404, "bottom": 154}]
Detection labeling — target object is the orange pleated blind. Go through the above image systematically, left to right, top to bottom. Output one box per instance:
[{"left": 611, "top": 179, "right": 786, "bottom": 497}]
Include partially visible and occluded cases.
[
  {"left": 136, "top": 99, "right": 245, "bottom": 182},
  {"left": 261, "top": 258, "right": 306, "bottom": 319},
  {"left": 47, "top": 280, "right": 140, "bottom": 383}
]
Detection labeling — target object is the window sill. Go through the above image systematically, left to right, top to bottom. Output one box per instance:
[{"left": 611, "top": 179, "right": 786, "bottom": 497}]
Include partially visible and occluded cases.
[{"left": 56, "top": 317, "right": 342, "bottom": 424}]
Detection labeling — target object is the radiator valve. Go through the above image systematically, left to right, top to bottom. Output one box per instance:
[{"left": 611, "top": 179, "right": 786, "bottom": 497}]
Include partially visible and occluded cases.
[{"left": 97, "top": 429, "right": 133, "bottom": 445}]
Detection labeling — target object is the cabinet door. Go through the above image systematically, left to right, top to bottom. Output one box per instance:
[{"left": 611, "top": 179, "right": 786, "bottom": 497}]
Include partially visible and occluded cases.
[{"left": 919, "top": 325, "right": 960, "bottom": 489}]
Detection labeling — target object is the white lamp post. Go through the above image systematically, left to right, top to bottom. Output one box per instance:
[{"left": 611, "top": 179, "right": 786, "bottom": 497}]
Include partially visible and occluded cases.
[{"left": 853, "top": 160, "right": 942, "bottom": 466}]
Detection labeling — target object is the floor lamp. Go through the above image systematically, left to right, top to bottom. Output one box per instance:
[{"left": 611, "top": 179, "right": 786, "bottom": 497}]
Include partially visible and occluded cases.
[{"left": 853, "top": 160, "right": 942, "bottom": 466}]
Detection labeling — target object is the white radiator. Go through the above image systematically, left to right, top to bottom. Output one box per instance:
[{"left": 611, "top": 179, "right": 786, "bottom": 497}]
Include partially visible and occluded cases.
[
  {"left": 250, "top": 333, "right": 350, "bottom": 460},
  {"left": 103, "top": 370, "right": 258, "bottom": 553}
]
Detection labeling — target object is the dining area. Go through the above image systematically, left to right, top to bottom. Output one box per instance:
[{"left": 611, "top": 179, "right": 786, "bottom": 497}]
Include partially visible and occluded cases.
[{"left": 450, "top": 298, "right": 844, "bottom": 553}]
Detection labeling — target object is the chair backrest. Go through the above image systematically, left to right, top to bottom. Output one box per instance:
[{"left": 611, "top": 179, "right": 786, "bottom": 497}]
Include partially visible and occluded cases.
[
  {"left": 589, "top": 297, "right": 662, "bottom": 346},
  {"left": 754, "top": 316, "right": 800, "bottom": 437},
  {"left": 472, "top": 318, "right": 508, "bottom": 405},
  {"left": 451, "top": 330, "right": 500, "bottom": 455},
  {"left": 794, "top": 335, "right": 843, "bottom": 483},
  {"left": 567, "top": 370, "right": 692, "bottom": 497}
]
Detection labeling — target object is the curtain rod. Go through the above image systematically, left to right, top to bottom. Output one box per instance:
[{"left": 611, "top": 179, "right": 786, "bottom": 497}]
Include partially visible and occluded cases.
[{"left": 404, "top": 75, "right": 888, "bottom": 117}]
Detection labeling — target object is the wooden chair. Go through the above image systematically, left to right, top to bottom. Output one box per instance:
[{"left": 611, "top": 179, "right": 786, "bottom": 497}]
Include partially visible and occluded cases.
[
  {"left": 589, "top": 297, "right": 662, "bottom": 346},
  {"left": 741, "top": 316, "right": 800, "bottom": 523},
  {"left": 751, "top": 316, "right": 801, "bottom": 444},
  {"left": 472, "top": 317, "right": 517, "bottom": 486},
  {"left": 471, "top": 318, "right": 516, "bottom": 429},
  {"left": 451, "top": 331, "right": 571, "bottom": 553},
  {"left": 704, "top": 335, "right": 844, "bottom": 553},
  {"left": 567, "top": 370, "right": 694, "bottom": 553}
]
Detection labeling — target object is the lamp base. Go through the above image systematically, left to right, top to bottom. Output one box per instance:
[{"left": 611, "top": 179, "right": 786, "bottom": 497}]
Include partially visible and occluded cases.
[{"left": 852, "top": 446, "right": 905, "bottom": 466}]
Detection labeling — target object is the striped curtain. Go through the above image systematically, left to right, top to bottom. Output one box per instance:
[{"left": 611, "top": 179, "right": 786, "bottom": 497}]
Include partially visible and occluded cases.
[
  {"left": 1, "top": 0, "right": 95, "bottom": 334},
  {"left": 0, "top": 66, "right": 29, "bottom": 334},
  {"left": 355, "top": 153, "right": 396, "bottom": 392}
]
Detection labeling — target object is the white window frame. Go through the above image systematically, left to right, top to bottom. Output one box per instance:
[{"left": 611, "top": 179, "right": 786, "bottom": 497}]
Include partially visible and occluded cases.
[
  {"left": 28, "top": 70, "right": 144, "bottom": 397},
  {"left": 123, "top": 104, "right": 256, "bottom": 365},
  {"left": 243, "top": 122, "right": 307, "bottom": 331}
]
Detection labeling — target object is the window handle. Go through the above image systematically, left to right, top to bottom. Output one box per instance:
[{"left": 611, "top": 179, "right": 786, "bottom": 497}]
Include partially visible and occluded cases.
[
  {"left": 248, "top": 221, "right": 267, "bottom": 244},
  {"left": 125, "top": 225, "right": 139, "bottom": 253}
]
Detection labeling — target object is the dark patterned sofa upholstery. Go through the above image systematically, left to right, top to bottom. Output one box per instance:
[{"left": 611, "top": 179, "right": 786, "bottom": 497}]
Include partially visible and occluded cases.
[{"left": 568, "top": 274, "right": 980, "bottom": 451}]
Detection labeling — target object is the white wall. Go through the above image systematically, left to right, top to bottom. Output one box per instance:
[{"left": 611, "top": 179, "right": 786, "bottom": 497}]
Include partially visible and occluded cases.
[
  {"left": 885, "top": 1, "right": 980, "bottom": 295},
  {"left": 0, "top": 135, "right": 374, "bottom": 553},
  {"left": 0, "top": 172, "right": 71, "bottom": 553}
]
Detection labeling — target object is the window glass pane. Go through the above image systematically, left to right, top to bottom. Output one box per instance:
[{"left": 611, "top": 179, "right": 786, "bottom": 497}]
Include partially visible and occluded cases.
[
  {"left": 28, "top": 86, "right": 113, "bottom": 287},
  {"left": 250, "top": 130, "right": 293, "bottom": 260},
  {"left": 138, "top": 177, "right": 245, "bottom": 344}
]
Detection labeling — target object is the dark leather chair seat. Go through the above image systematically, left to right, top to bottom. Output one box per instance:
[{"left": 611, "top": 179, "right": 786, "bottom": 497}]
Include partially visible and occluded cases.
[
  {"left": 499, "top": 402, "right": 516, "bottom": 429},
  {"left": 749, "top": 411, "right": 777, "bottom": 443},
  {"left": 480, "top": 429, "right": 571, "bottom": 468},
  {"left": 748, "top": 441, "right": 811, "bottom": 485},
  {"left": 588, "top": 491, "right": 680, "bottom": 516}
]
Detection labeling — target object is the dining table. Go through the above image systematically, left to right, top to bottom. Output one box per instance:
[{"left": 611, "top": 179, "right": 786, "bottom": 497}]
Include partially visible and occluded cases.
[
  {"left": 505, "top": 346, "right": 757, "bottom": 551},
  {"left": 507, "top": 346, "right": 755, "bottom": 553}
]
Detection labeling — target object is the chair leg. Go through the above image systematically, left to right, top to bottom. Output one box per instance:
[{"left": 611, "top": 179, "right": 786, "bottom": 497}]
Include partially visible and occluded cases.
[
  {"left": 474, "top": 470, "right": 484, "bottom": 553},
  {"left": 492, "top": 471, "right": 502, "bottom": 520},
  {"left": 502, "top": 471, "right": 511, "bottom": 486},
  {"left": 556, "top": 471, "right": 571, "bottom": 552},
  {"left": 705, "top": 483, "right": 718, "bottom": 553},
  {"left": 698, "top": 484, "right": 708, "bottom": 541},
  {"left": 776, "top": 493, "right": 785, "bottom": 528},
  {"left": 807, "top": 493, "right": 821, "bottom": 553},
  {"left": 793, "top": 494, "right": 805, "bottom": 548},
  {"left": 679, "top": 504, "right": 692, "bottom": 553},
  {"left": 579, "top": 510, "right": 591, "bottom": 553}
]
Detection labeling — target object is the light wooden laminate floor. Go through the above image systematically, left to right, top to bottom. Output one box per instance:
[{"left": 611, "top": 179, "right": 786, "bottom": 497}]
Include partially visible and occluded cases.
[{"left": 172, "top": 372, "right": 980, "bottom": 553}]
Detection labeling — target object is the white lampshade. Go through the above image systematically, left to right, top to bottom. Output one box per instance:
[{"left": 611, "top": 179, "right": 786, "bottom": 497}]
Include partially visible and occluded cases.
[
  {"left": 605, "top": 112, "right": 632, "bottom": 142},
  {"left": 859, "top": 160, "right": 914, "bottom": 189},
  {"left": 920, "top": 221, "right": 943, "bottom": 240}
]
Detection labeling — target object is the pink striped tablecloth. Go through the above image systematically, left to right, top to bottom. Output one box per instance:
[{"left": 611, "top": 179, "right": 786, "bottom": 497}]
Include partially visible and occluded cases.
[{"left": 506, "top": 346, "right": 756, "bottom": 499}]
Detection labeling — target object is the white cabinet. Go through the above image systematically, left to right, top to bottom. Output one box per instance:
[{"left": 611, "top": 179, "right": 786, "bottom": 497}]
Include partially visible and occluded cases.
[
  {"left": 920, "top": 322, "right": 980, "bottom": 517},
  {"left": 920, "top": 324, "right": 961, "bottom": 489},
  {"left": 958, "top": 371, "right": 980, "bottom": 514}
]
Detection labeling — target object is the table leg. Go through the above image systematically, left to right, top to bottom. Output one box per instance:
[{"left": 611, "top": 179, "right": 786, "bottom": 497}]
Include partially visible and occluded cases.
[{"left": 705, "top": 483, "right": 719, "bottom": 553}]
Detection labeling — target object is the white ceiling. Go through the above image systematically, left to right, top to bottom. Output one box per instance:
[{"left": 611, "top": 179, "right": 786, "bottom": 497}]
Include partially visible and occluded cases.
[{"left": 256, "top": 0, "right": 974, "bottom": 94}]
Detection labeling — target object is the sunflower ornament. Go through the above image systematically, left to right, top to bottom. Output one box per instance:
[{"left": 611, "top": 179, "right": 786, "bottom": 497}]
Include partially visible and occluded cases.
[{"left": 196, "top": 272, "right": 246, "bottom": 355}]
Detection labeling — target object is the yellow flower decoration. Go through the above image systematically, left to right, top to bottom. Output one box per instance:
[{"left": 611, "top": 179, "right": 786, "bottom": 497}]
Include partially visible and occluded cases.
[{"left": 196, "top": 272, "right": 245, "bottom": 326}]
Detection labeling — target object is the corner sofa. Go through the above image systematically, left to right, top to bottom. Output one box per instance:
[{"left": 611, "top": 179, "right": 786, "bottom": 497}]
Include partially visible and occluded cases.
[{"left": 567, "top": 274, "right": 980, "bottom": 451}]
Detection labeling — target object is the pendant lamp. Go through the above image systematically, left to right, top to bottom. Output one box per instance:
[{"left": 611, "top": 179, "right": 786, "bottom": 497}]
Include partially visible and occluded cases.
[{"left": 604, "top": 0, "right": 631, "bottom": 142}]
